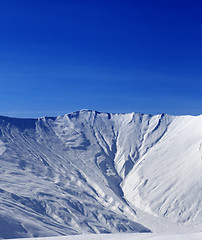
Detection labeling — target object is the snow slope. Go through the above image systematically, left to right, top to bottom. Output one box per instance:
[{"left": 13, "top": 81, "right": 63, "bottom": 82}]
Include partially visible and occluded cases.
[{"left": 0, "top": 110, "right": 201, "bottom": 239}]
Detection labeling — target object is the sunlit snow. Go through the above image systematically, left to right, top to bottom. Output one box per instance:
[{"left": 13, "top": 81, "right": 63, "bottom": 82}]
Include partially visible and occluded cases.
[{"left": 7, "top": 232, "right": 202, "bottom": 240}]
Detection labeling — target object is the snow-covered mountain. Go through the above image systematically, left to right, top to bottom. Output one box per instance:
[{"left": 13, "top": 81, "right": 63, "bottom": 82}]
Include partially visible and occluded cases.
[{"left": 0, "top": 110, "right": 201, "bottom": 239}]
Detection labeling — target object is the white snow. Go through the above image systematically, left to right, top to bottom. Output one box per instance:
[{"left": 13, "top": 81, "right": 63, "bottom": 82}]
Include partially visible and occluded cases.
[
  {"left": 0, "top": 110, "right": 202, "bottom": 239},
  {"left": 0, "top": 140, "right": 6, "bottom": 155},
  {"left": 7, "top": 232, "right": 202, "bottom": 240}
]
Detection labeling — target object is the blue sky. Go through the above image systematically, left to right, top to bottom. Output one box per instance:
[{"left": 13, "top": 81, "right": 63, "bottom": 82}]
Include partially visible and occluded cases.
[{"left": 0, "top": 0, "right": 202, "bottom": 117}]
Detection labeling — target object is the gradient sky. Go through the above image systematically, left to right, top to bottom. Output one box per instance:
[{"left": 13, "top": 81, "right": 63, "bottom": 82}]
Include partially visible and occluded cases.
[{"left": 0, "top": 0, "right": 202, "bottom": 117}]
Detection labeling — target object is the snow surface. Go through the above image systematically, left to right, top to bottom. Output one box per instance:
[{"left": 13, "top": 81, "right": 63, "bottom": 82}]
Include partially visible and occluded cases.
[
  {"left": 0, "top": 110, "right": 201, "bottom": 239},
  {"left": 0, "top": 140, "right": 6, "bottom": 156},
  {"left": 7, "top": 232, "right": 202, "bottom": 240}
]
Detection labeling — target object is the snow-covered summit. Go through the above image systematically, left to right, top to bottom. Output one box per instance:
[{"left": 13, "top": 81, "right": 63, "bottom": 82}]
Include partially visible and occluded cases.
[{"left": 0, "top": 110, "right": 201, "bottom": 239}]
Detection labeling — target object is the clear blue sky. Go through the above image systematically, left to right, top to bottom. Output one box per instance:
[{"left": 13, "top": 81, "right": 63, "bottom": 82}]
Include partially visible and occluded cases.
[{"left": 0, "top": 0, "right": 202, "bottom": 117}]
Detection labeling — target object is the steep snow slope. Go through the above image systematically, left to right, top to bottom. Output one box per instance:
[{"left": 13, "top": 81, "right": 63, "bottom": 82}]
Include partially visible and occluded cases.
[
  {"left": 0, "top": 110, "right": 201, "bottom": 239},
  {"left": 122, "top": 115, "right": 202, "bottom": 229}
]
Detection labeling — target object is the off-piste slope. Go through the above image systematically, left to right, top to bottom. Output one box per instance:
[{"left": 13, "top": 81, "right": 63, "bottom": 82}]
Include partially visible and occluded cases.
[{"left": 0, "top": 110, "right": 201, "bottom": 239}]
